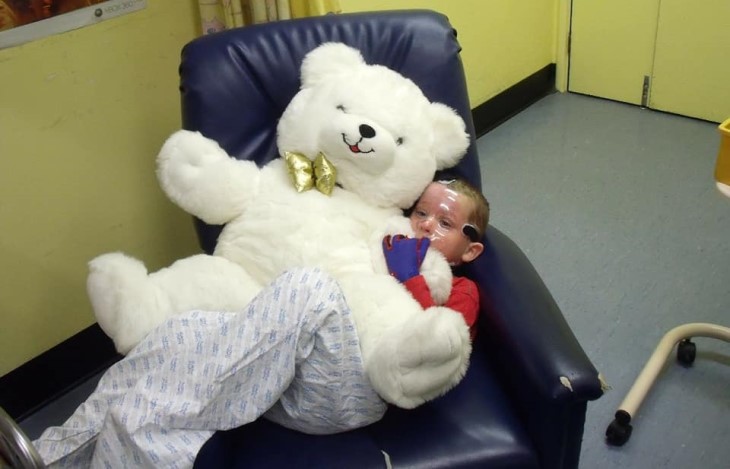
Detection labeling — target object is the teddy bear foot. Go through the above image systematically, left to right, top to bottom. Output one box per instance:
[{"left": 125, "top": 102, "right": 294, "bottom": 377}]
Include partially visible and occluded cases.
[
  {"left": 87, "top": 252, "right": 160, "bottom": 354},
  {"left": 365, "top": 307, "right": 471, "bottom": 409}
]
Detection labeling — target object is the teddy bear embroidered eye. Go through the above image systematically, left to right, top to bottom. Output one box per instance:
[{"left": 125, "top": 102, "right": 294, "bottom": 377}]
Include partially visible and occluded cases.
[{"left": 86, "top": 42, "right": 471, "bottom": 410}]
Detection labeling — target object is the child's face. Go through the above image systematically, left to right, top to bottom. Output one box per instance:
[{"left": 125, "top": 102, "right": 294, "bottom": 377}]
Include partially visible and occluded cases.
[{"left": 409, "top": 182, "right": 484, "bottom": 265}]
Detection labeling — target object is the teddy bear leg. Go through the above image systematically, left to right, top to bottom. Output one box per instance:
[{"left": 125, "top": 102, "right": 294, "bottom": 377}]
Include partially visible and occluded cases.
[
  {"left": 87, "top": 252, "right": 261, "bottom": 354},
  {"left": 337, "top": 273, "right": 471, "bottom": 409},
  {"left": 364, "top": 307, "right": 471, "bottom": 409}
]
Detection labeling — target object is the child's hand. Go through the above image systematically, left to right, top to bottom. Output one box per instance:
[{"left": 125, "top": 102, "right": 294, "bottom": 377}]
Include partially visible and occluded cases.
[{"left": 382, "top": 235, "right": 431, "bottom": 282}]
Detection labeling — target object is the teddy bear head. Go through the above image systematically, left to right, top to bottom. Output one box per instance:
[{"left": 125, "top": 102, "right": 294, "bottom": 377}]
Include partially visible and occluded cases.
[{"left": 276, "top": 42, "right": 470, "bottom": 209}]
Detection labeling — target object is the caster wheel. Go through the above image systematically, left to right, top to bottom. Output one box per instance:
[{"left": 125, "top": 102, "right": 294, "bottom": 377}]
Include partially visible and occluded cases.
[
  {"left": 677, "top": 339, "right": 696, "bottom": 366},
  {"left": 606, "top": 410, "right": 633, "bottom": 446}
]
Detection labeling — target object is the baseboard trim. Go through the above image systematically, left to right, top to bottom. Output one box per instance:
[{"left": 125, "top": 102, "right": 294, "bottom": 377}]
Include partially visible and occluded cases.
[
  {"left": 0, "top": 63, "right": 556, "bottom": 422},
  {"left": 472, "top": 63, "right": 556, "bottom": 137},
  {"left": 0, "top": 324, "right": 121, "bottom": 421}
]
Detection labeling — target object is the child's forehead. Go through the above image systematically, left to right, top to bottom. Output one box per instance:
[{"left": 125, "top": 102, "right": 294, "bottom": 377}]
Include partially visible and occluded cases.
[
  {"left": 422, "top": 181, "right": 458, "bottom": 199},
  {"left": 417, "top": 183, "right": 467, "bottom": 216}
]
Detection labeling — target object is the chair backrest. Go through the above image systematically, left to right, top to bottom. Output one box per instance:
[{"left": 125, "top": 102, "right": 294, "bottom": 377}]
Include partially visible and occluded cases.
[{"left": 179, "top": 9, "right": 481, "bottom": 253}]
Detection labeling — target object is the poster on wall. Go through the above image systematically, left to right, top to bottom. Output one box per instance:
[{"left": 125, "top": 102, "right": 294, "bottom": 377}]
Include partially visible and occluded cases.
[{"left": 0, "top": 0, "right": 147, "bottom": 49}]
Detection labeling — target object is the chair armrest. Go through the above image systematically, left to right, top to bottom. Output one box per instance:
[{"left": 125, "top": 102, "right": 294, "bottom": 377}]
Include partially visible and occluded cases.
[
  {"left": 463, "top": 226, "right": 604, "bottom": 404},
  {"left": 463, "top": 226, "right": 604, "bottom": 469}
]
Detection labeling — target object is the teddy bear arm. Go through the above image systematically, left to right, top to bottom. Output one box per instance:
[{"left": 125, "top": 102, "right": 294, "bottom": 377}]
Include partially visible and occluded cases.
[
  {"left": 157, "top": 130, "right": 261, "bottom": 224},
  {"left": 418, "top": 248, "right": 453, "bottom": 305},
  {"left": 340, "top": 274, "right": 470, "bottom": 408}
]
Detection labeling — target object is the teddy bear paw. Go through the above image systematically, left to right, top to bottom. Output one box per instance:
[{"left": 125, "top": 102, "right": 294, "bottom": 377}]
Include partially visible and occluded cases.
[
  {"left": 156, "top": 130, "right": 235, "bottom": 200},
  {"left": 158, "top": 130, "right": 228, "bottom": 171},
  {"left": 419, "top": 249, "right": 453, "bottom": 305},
  {"left": 365, "top": 308, "right": 471, "bottom": 408}
]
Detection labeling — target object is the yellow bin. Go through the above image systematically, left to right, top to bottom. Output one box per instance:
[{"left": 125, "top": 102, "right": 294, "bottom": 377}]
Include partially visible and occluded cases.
[{"left": 716, "top": 118, "right": 730, "bottom": 197}]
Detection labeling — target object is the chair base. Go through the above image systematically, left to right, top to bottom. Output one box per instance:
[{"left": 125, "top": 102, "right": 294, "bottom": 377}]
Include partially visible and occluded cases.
[{"left": 606, "top": 323, "right": 730, "bottom": 446}]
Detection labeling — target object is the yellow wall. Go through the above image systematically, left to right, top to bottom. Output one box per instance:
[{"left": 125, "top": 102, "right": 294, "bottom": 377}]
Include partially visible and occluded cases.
[
  {"left": 0, "top": 0, "right": 558, "bottom": 376},
  {"left": 340, "top": 0, "right": 558, "bottom": 107},
  {"left": 0, "top": 1, "right": 201, "bottom": 376}
]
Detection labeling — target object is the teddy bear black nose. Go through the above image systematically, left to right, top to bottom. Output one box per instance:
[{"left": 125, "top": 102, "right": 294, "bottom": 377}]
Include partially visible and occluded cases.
[{"left": 359, "top": 124, "right": 376, "bottom": 139}]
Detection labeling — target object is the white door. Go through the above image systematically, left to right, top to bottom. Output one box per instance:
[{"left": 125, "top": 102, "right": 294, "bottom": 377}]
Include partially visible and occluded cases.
[
  {"left": 568, "top": 0, "right": 730, "bottom": 123},
  {"left": 649, "top": 0, "right": 730, "bottom": 122}
]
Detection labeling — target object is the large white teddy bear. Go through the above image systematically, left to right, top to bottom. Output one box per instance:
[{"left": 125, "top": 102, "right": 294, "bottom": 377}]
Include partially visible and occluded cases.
[{"left": 87, "top": 43, "right": 472, "bottom": 409}]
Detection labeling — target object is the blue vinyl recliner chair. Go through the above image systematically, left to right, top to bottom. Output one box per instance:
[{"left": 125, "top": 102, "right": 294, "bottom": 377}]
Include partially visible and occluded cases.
[{"left": 182, "top": 9, "right": 604, "bottom": 469}]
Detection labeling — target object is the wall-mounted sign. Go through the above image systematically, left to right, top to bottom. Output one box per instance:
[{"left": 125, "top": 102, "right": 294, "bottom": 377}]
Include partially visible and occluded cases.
[{"left": 0, "top": 0, "right": 147, "bottom": 49}]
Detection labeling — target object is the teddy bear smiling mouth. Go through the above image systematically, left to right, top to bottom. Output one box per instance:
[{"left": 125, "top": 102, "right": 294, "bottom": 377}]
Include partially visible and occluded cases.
[{"left": 342, "top": 134, "right": 374, "bottom": 154}]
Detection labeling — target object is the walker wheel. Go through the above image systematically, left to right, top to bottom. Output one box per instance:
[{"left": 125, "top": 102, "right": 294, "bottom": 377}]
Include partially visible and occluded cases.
[
  {"left": 677, "top": 339, "right": 696, "bottom": 366},
  {"left": 606, "top": 410, "right": 633, "bottom": 446}
]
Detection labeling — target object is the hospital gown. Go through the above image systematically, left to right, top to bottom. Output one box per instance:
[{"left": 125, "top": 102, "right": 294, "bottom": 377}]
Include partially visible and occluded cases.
[{"left": 33, "top": 268, "right": 387, "bottom": 468}]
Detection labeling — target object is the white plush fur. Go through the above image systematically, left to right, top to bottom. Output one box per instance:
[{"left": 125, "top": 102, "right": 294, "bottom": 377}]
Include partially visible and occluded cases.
[{"left": 87, "top": 43, "right": 471, "bottom": 409}]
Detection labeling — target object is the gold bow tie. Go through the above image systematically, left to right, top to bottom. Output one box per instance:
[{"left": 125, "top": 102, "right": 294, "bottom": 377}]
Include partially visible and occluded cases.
[{"left": 284, "top": 151, "right": 337, "bottom": 196}]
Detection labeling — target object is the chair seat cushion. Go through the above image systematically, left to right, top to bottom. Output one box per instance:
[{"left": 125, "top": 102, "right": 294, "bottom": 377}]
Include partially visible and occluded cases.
[
  {"left": 194, "top": 340, "right": 538, "bottom": 468},
  {"left": 193, "top": 419, "right": 388, "bottom": 468}
]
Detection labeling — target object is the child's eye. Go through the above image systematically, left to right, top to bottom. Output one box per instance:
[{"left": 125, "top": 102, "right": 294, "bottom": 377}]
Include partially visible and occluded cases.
[
  {"left": 336, "top": 105, "right": 347, "bottom": 112},
  {"left": 396, "top": 137, "right": 404, "bottom": 146},
  {"left": 414, "top": 209, "right": 427, "bottom": 218},
  {"left": 439, "top": 219, "right": 453, "bottom": 229}
]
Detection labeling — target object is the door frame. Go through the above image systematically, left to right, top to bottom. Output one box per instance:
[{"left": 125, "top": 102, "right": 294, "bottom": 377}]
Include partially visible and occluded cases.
[{"left": 555, "top": 0, "right": 572, "bottom": 92}]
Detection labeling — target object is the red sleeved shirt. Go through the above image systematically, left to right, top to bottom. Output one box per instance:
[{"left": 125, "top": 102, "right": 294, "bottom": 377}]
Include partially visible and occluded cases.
[{"left": 402, "top": 275, "right": 480, "bottom": 339}]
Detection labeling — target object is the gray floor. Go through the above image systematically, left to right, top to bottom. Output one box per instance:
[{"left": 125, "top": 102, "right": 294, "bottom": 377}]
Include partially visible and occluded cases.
[
  {"left": 18, "top": 92, "right": 730, "bottom": 467},
  {"left": 478, "top": 92, "right": 730, "bottom": 468},
  {"left": 20, "top": 371, "right": 104, "bottom": 441}
]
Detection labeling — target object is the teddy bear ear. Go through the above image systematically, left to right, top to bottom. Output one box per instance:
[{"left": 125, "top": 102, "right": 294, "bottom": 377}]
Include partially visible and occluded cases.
[
  {"left": 300, "top": 42, "right": 366, "bottom": 88},
  {"left": 428, "top": 102, "right": 471, "bottom": 170}
]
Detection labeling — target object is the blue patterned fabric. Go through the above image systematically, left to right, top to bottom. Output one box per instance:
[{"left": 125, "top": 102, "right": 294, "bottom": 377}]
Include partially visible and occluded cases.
[{"left": 33, "top": 268, "right": 385, "bottom": 468}]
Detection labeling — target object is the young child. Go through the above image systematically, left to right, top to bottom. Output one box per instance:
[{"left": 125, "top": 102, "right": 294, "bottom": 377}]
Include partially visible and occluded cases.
[{"left": 383, "top": 178, "right": 490, "bottom": 337}]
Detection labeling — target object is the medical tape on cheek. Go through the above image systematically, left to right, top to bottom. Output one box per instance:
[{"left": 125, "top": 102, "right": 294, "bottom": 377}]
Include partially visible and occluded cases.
[
  {"left": 430, "top": 183, "right": 480, "bottom": 242},
  {"left": 427, "top": 187, "right": 461, "bottom": 241},
  {"left": 429, "top": 226, "right": 447, "bottom": 241}
]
